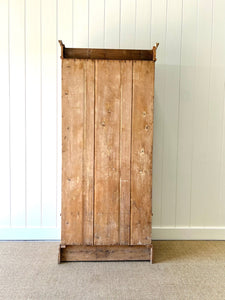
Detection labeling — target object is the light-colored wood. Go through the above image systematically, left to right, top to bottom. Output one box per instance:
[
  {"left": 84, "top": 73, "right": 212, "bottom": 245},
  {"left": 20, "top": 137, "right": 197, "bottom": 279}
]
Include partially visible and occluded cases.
[
  {"left": 60, "top": 43, "right": 157, "bottom": 261},
  {"left": 63, "top": 48, "right": 154, "bottom": 61},
  {"left": 61, "top": 59, "right": 84, "bottom": 245},
  {"left": 62, "top": 59, "right": 95, "bottom": 245},
  {"left": 83, "top": 60, "right": 95, "bottom": 245},
  {"left": 94, "top": 60, "right": 121, "bottom": 245},
  {"left": 119, "top": 61, "right": 132, "bottom": 245},
  {"left": 130, "top": 61, "right": 154, "bottom": 245},
  {"left": 59, "top": 245, "right": 152, "bottom": 262}
]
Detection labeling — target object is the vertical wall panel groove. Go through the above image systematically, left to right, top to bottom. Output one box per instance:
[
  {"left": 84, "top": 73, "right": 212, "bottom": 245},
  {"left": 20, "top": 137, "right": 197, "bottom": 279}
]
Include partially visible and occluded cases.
[
  {"left": 0, "top": 0, "right": 11, "bottom": 227},
  {"left": 8, "top": 0, "right": 12, "bottom": 228},
  {"left": 9, "top": 0, "right": 26, "bottom": 227},
  {"left": 24, "top": 0, "right": 27, "bottom": 228},
  {"left": 26, "top": 0, "right": 42, "bottom": 227},
  {"left": 40, "top": 0, "right": 43, "bottom": 227},
  {"left": 41, "top": 0, "right": 57, "bottom": 227},
  {"left": 56, "top": 0, "right": 59, "bottom": 228},
  {"left": 73, "top": 0, "right": 88, "bottom": 48},
  {"left": 89, "top": 0, "right": 105, "bottom": 48},
  {"left": 105, "top": 0, "right": 120, "bottom": 48},
  {"left": 120, "top": 0, "right": 136, "bottom": 49},
  {"left": 135, "top": 0, "right": 152, "bottom": 49},
  {"left": 151, "top": 0, "right": 167, "bottom": 227},
  {"left": 161, "top": 0, "right": 183, "bottom": 227},
  {"left": 174, "top": 0, "right": 183, "bottom": 227},
  {"left": 176, "top": 0, "right": 198, "bottom": 227},
  {"left": 189, "top": 0, "right": 199, "bottom": 227},
  {"left": 190, "top": 0, "right": 214, "bottom": 226},
  {"left": 202, "top": 0, "right": 214, "bottom": 227},
  {"left": 205, "top": 0, "right": 225, "bottom": 226}
]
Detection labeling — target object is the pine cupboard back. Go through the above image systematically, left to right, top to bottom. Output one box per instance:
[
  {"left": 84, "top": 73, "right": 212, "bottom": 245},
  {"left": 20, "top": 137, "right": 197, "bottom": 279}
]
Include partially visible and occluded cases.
[{"left": 58, "top": 41, "right": 158, "bottom": 262}]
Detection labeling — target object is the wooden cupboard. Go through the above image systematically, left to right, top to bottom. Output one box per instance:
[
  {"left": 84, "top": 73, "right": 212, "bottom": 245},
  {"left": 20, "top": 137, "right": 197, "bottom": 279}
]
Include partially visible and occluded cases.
[{"left": 58, "top": 41, "right": 158, "bottom": 262}]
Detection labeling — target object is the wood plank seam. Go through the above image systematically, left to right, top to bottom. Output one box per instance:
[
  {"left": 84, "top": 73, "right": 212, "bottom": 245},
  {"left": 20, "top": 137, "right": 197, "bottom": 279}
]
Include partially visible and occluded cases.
[
  {"left": 82, "top": 60, "right": 86, "bottom": 245},
  {"left": 93, "top": 60, "right": 96, "bottom": 246},
  {"left": 119, "top": 60, "right": 121, "bottom": 245},
  {"left": 129, "top": 60, "right": 134, "bottom": 245}
]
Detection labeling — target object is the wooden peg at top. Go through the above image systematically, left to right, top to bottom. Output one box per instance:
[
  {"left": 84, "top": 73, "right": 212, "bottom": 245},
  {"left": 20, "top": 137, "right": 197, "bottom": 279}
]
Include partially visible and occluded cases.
[
  {"left": 58, "top": 40, "right": 65, "bottom": 59},
  {"left": 153, "top": 43, "right": 159, "bottom": 61}
]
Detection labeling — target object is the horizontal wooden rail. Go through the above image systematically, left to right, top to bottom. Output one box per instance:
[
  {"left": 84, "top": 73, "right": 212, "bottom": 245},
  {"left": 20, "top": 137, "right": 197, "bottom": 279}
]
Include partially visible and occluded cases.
[
  {"left": 59, "top": 40, "right": 159, "bottom": 61},
  {"left": 59, "top": 245, "right": 153, "bottom": 263}
]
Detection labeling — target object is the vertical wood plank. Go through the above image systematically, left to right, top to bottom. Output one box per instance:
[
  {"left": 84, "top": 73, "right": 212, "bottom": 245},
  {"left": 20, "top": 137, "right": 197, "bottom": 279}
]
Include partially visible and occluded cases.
[
  {"left": 0, "top": 0, "right": 10, "bottom": 226},
  {"left": 9, "top": 0, "right": 26, "bottom": 227},
  {"left": 26, "top": 0, "right": 42, "bottom": 227},
  {"left": 41, "top": 0, "right": 57, "bottom": 227},
  {"left": 73, "top": 0, "right": 89, "bottom": 48},
  {"left": 89, "top": 0, "right": 105, "bottom": 48},
  {"left": 104, "top": 0, "right": 120, "bottom": 48},
  {"left": 120, "top": 0, "right": 136, "bottom": 49},
  {"left": 135, "top": 0, "right": 152, "bottom": 49},
  {"left": 150, "top": 0, "right": 167, "bottom": 227},
  {"left": 160, "top": 0, "right": 183, "bottom": 227},
  {"left": 176, "top": 0, "right": 197, "bottom": 226},
  {"left": 191, "top": 0, "right": 213, "bottom": 226},
  {"left": 61, "top": 59, "right": 84, "bottom": 245},
  {"left": 83, "top": 60, "right": 95, "bottom": 245},
  {"left": 94, "top": 60, "right": 121, "bottom": 245},
  {"left": 119, "top": 61, "right": 132, "bottom": 245},
  {"left": 131, "top": 61, "right": 154, "bottom": 245}
]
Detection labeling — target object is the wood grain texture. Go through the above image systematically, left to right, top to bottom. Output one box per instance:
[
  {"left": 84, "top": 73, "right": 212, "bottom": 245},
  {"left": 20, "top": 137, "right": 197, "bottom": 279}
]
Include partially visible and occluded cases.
[
  {"left": 64, "top": 48, "right": 154, "bottom": 61},
  {"left": 61, "top": 59, "right": 94, "bottom": 245},
  {"left": 61, "top": 59, "right": 84, "bottom": 245},
  {"left": 83, "top": 60, "right": 95, "bottom": 245},
  {"left": 94, "top": 60, "right": 121, "bottom": 245},
  {"left": 119, "top": 61, "right": 132, "bottom": 245},
  {"left": 130, "top": 61, "right": 154, "bottom": 245},
  {"left": 59, "top": 245, "right": 152, "bottom": 262}
]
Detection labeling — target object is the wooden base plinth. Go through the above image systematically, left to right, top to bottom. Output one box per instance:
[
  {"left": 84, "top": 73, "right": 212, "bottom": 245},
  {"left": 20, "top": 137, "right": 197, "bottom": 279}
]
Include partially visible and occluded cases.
[{"left": 58, "top": 244, "right": 153, "bottom": 263}]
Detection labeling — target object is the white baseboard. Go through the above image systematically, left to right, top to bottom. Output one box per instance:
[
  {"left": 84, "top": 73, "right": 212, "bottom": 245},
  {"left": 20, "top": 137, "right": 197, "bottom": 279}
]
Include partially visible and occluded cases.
[
  {"left": 0, "top": 227, "right": 225, "bottom": 241},
  {"left": 0, "top": 227, "right": 60, "bottom": 240},
  {"left": 152, "top": 227, "right": 225, "bottom": 240}
]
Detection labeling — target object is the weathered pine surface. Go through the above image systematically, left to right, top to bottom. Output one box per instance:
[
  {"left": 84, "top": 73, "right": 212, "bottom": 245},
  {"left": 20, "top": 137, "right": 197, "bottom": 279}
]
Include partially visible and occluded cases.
[{"left": 60, "top": 43, "right": 156, "bottom": 261}]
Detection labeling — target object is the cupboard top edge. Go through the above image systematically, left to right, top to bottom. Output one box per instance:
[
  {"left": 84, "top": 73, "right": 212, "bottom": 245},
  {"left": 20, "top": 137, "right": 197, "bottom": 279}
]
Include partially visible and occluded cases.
[{"left": 58, "top": 40, "right": 159, "bottom": 61}]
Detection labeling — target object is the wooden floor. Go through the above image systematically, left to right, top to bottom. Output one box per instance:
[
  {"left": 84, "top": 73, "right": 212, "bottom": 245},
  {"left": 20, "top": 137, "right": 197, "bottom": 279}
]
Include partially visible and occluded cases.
[{"left": 0, "top": 241, "right": 225, "bottom": 299}]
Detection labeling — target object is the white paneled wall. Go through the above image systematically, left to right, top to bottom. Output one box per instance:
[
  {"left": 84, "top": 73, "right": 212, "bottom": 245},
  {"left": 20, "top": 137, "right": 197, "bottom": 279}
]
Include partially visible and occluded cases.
[{"left": 0, "top": 0, "right": 225, "bottom": 240}]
